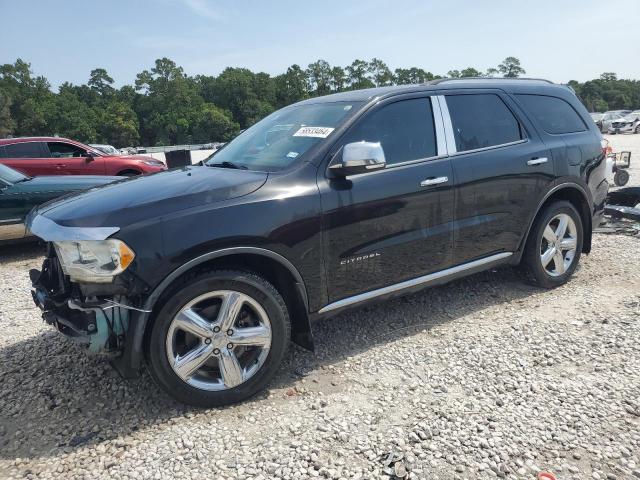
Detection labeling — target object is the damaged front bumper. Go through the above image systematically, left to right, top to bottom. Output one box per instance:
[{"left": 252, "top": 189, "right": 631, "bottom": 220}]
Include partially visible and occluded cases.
[{"left": 30, "top": 246, "right": 144, "bottom": 357}]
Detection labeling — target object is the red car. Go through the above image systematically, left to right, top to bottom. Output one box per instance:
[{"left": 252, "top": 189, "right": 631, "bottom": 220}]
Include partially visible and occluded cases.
[{"left": 0, "top": 137, "right": 167, "bottom": 176}]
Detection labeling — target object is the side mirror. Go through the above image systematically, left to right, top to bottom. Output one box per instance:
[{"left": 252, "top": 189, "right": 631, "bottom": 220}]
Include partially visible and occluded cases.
[
  {"left": 328, "top": 141, "right": 386, "bottom": 177},
  {"left": 85, "top": 151, "right": 95, "bottom": 162}
]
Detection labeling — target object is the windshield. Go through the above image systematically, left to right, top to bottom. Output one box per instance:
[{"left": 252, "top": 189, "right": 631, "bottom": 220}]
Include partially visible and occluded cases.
[
  {"left": 205, "top": 101, "right": 363, "bottom": 171},
  {"left": 0, "top": 163, "right": 29, "bottom": 184}
]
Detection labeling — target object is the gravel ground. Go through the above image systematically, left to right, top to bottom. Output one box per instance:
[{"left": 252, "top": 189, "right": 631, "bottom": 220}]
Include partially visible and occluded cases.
[{"left": 1, "top": 136, "right": 639, "bottom": 480}]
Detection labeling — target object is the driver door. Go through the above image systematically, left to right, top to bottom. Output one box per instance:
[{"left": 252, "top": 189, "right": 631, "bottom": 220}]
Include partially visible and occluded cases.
[
  {"left": 318, "top": 95, "right": 454, "bottom": 303},
  {"left": 46, "top": 141, "right": 105, "bottom": 175}
]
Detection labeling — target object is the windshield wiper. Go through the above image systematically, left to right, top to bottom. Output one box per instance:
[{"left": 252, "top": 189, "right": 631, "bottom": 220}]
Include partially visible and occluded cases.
[{"left": 208, "top": 161, "right": 248, "bottom": 170}]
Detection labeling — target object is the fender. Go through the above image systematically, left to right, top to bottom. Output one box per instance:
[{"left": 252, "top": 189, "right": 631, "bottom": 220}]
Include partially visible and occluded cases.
[
  {"left": 513, "top": 181, "right": 592, "bottom": 263},
  {"left": 111, "top": 247, "right": 311, "bottom": 378}
]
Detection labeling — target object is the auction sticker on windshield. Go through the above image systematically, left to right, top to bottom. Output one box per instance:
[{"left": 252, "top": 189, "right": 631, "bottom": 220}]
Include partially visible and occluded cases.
[{"left": 293, "top": 126, "right": 335, "bottom": 138}]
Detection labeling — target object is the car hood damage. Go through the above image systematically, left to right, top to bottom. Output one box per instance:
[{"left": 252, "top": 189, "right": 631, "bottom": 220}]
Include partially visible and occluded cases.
[{"left": 29, "top": 166, "right": 268, "bottom": 230}]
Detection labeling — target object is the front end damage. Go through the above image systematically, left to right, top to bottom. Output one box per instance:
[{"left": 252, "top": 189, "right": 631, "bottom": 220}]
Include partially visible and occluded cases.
[{"left": 30, "top": 244, "right": 148, "bottom": 376}]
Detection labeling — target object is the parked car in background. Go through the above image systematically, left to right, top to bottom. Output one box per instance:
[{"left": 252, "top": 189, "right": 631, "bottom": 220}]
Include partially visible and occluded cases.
[
  {"left": 28, "top": 78, "right": 608, "bottom": 407},
  {"left": 597, "top": 111, "right": 628, "bottom": 133},
  {"left": 607, "top": 111, "right": 640, "bottom": 134},
  {"left": 0, "top": 137, "right": 166, "bottom": 177},
  {"left": 89, "top": 144, "right": 121, "bottom": 155},
  {"left": 0, "top": 164, "right": 120, "bottom": 243}
]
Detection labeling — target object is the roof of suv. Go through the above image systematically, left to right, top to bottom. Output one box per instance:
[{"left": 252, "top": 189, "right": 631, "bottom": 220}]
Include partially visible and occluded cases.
[{"left": 297, "top": 78, "right": 570, "bottom": 104}]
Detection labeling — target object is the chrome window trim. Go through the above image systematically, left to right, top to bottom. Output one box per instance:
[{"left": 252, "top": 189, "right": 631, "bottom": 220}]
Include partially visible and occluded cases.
[
  {"left": 436, "top": 95, "right": 457, "bottom": 154},
  {"left": 430, "top": 96, "right": 448, "bottom": 157},
  {"left": 447, "top": 139, "right": 529, "bottom": 157},
  {"left": 26, "top": 213, "right": 120, "bottom": 241},
  {"left": 318, "top": 251, "right": 513, "bottom": 313}
]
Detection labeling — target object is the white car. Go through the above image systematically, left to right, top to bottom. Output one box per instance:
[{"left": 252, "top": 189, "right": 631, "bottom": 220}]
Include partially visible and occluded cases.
[
  {"left": 608, "top": 111, "right": 640, "bottom": 134},
  {"left": 89, "top": 144, "right": 121, "bottom": 155}
]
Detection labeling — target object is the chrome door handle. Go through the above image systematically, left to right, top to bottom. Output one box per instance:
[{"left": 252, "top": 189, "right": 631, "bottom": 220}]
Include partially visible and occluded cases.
[
  {"left": 527, "top": 157, "right": 548, "bottom": 166},
  {"left": 420, "top": 176, "right": 448, "bottom": 187}
]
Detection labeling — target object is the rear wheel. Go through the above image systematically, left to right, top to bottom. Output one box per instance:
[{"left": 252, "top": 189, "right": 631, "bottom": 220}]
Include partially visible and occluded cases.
[
  {"left": 521, "top": 201, "right": 583, "bottom": 288},
  {"left": 147, "top": 270, "right": 290, "bottom": 407}
]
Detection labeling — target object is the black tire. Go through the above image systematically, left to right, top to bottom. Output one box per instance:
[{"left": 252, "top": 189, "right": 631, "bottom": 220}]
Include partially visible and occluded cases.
[
  {"left": 117, "top": 170, "right": 141, "bottom": 177},
  {"left": 614, "top": 170, "right": 630, "bottom": 187},
  {"left": 521, "top": 201, "right": 583, "bottom": 288},
  {"left": 147, "top": 270, "right": 290, "bottom": 407}
]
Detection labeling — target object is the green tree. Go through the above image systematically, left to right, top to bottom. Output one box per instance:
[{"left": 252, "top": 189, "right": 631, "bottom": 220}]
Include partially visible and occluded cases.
[
  {"left": 497, "top": 57, "right": 526, "bottom": 78},
  {"left": 368, "top": 58, "right": 394, "bottom": 86},
  {"left": 346, "top": 59, "right": 374, "bottom": 90},
  {"left": 306, "top": 60, "right": 332, "bottom": 96},
  {"left": 274, "top": 64, "right": 308, "bottom": 108},
  {"left": 329, "top": 66, "right": 347, "bottom": 91},
  {"left": 88, "top": 68, "right": 114, "bottom": 96},
  {"left": 394, "top": 68, "right": 433, "bottom": 84},
  {"left": 0, "top": 91, "right": 15, "bottom": 138},
  {"left": 96, "top": 101, "right": 140, "bottom": 147}
]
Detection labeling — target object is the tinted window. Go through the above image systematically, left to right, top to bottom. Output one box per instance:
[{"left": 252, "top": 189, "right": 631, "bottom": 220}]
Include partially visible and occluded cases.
[
  {"left": 446, "top": 94, "right": 522, "bottom": 152},
  {"left": 516, "top": 94, "right": 586, "bottom": 134},
  {"left": 343, "top": 98, "right": 437, "bottom": 165},
  {"left": 4, "top": 142, "right": 47, "bottom": 158},
  {"left": 48, "top": 142, "right": 87, "bottom": 158},
  {"left": 0, "top": 146, "right": 6, "bottom": 158}
]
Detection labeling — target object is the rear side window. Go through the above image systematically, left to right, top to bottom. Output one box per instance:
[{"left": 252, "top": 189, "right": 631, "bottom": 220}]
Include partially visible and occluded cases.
[
  {"left": 446, "top": 94, "right": 522, "bottom": 152},
  {"left": 516, "top": 94, "right": 586, "bottom": 134},
  {"left": 343, "top": 98, "right": 437, "bottom": 165},
  {"left": 3, "top": 142, "right": 48, "bottom": 158},
  {"left": 0, "top": 146, "right": 6, "bottom": 158}
]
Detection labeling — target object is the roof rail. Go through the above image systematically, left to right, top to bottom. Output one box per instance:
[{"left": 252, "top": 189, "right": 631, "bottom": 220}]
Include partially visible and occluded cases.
[{"left": 427, "top": 77, "right": 555, "bottom": 85}]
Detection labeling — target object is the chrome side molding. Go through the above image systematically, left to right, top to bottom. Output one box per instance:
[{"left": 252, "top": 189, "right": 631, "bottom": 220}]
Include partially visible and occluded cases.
[{"left": 318, "top": 252, "right": 513, "bottom": 314}]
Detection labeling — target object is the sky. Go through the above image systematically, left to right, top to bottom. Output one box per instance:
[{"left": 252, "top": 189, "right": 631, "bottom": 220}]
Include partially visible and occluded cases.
[{"left": 1, "top": 0, "right": 639, "bottom": 89}]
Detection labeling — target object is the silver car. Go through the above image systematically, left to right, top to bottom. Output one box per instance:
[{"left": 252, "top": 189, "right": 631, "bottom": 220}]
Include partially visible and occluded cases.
[{"left": 608, "top": 111, "right": 640, "bottom": 134}]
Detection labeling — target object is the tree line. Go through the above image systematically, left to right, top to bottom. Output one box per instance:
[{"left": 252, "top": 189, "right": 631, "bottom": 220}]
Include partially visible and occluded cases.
[{"left": 0, "top": 56, "right": 637, "bottom": 147}]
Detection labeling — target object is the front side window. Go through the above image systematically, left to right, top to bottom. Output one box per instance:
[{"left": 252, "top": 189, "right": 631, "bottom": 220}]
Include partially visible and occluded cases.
[
  {"left": 446, "top": 94, "right": 522, "bottom": 152},
  {"left": 516, "top": 94, "right": 587, "bottom": 134},
  {"left": 341, "top": 98, "right": 437, "bottom": 165},
  {"left": 205, "top": 101, "right": 362, "bottom": 172},
  {"left": 4, "top": 142, "right": 47, "bottom": 159},
  {"left": 48, "top": 142, "right": 88, "bottom": 158}
]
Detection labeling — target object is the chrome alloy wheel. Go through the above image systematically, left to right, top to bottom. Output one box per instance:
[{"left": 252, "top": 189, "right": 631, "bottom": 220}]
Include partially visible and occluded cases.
[
  {"left": 540, "top": 213, "right": 578, "bottom": 277},
  {"left": 166, "top": 290, "right": 272, "bottom": 391}
]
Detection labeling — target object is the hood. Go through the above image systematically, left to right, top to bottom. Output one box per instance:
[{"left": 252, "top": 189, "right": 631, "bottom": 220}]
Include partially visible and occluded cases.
[{"left": 36, "top": 166, "right": 268, "bottom": 228}]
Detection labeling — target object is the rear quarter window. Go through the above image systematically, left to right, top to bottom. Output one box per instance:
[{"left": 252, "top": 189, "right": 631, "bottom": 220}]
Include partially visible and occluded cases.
[
  {"left": 516, "top": 94, "right": 587, "bottom": 134},
  {"left": 3, "top": 142, "right": 48, "bottom": 158}
]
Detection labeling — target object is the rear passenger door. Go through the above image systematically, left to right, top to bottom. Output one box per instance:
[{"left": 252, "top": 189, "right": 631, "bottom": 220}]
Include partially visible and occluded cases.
[
  {"left": 442, "top": 91, "right": 554, "bottom": 264},
  {"left": 1, "top": 142, "right": 53, "bottom": 176}
]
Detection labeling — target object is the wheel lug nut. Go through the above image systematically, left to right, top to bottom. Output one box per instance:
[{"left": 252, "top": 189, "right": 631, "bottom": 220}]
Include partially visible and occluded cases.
[
  {"left": 213, "top": 326, "right": 220, "bottom": 333},
  {"left": 227, "top": 329, "right": 233, "bottom": 336},
  {"left": 204, "top": 338, "right": 212, "bottom": 345},
  {"left": 227, "top": 343, "right": 233, "bottom": 349},
  {"left": 213, "top": 348, "right": 220, "bottom": 355}
]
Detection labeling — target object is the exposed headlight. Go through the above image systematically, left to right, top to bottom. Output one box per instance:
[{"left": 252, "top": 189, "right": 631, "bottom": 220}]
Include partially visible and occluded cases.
[{"left": 54, "top": 239, "right": 135, "bottom": 283}]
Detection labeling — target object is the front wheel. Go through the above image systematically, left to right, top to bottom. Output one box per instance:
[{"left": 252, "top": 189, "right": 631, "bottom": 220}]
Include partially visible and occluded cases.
[
  {"left": 521, "top": 201, "right": 583, "bottom": 288},
  {"left": 147, "top": 270, "right": 290, "bottom": 407}
]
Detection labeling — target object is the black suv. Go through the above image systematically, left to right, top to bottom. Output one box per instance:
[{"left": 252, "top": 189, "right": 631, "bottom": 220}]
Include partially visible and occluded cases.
[{"left": 28, "top": 79, "right": 608, "bottom": 407}]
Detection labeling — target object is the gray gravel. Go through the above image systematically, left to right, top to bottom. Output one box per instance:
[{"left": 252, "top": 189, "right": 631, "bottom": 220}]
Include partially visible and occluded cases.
[{"left": 1, "top": 231, "right": 639, "bottom": 480}]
